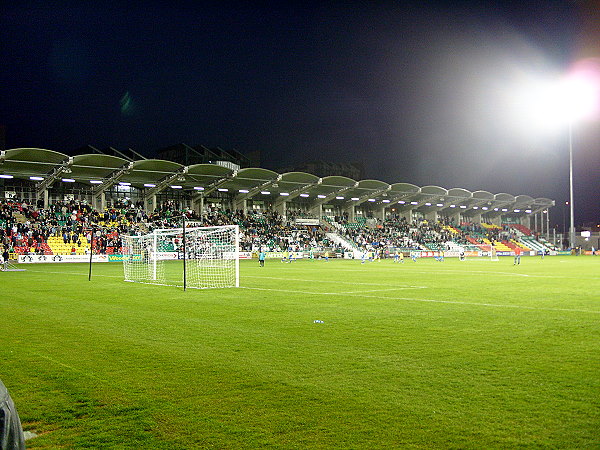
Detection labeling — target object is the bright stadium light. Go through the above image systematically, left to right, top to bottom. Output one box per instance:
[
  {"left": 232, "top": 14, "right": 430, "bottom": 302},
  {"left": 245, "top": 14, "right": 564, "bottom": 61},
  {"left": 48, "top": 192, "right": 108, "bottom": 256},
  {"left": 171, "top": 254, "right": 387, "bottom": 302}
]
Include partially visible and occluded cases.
[
  {"left": 510, "top": 60, "right": 600, "bottom": 249},
  {"left": 0, "top": 174, "right": 14, "bottom": 179},
  {"left": 30, "top": 176, "right": 44, "bottom": 181},
  {"left": 62, "top": 178, "right": 75, "bottom": 183},
  {"left": 89, "top": 180, "right": 103, "bottom": 184},
  {"left": 119, "top": 181, "right": 131, "bottom": 186},
  {"left": 144, "top": 183, "right": 156, "bottom": 188},
  {"left": 170, "top": 185, "right": 182, "bottom": 189},
  {"left": 193, "top": 186, "right": 204, "bottom": 190},
  {"left": 218, "top": 188, "right": 228, "bottom": 192},
  {"left": 239, "top": 189, "right": 249, "bottom": 193},
  {"left": 260, "top": 191, "right": 270, "bottom": 195},
  {"left": 280, "top": 192, "right": 289, "bottom": 196},
  {"left": 300, "top": 193, "right": 309, "bottom": 198},
  {"left": 317, "top": 194, "right": 326, "bottom": 199},
  {"left": 336, "top": 196, "right": 345, "bottom": 200},
  {"left": 351, "top": 197, "right": 359, "bottom": 201},
  {"left": 368, "top": 198, "right": 376, "bottom": 202},
  {"left": 382, "top": 199, "right": 390, "bottom": 203},
  {"left": 398, "top": 201, "right": 406, "bottom": 204},
  {"left": 410, "top": 201, "right": 418, "bottom": 205},
  {"left": 424, "top": 202, "right": 431, "bottom": 206},
  {"left": 436, "top": 203, "right": 444, "bottom": 207},
  {"left": 449, "top": 204, "right": 456, "bottom": 208},
  {"left": 460, "top": 205, "right": 467, "bottom": 209},
  {"left": 472, "top": 206, "right": 479, "bottom": 210}
]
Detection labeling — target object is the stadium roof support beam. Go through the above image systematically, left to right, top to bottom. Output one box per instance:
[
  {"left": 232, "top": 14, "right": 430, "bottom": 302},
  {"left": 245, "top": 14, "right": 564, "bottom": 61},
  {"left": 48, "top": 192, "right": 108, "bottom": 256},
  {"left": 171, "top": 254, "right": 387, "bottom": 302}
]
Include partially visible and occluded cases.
[
  {"left": 93, "top": 145, "right": 147, "bottom": 162},
  {"left": 35, "top": 156, "right": 74, "bottom": 207},
  {"left": 90, "top": 161, "right": 134, "bottom": 210},
  {"left": 141, "top": 165, "right": 189, "bottom": 213},
  {"left": 144, "top": 165, "right": 189, "bottom": 198},
  {"left": 196, "top": 170, "right": 239, "bottom": 197},
  {"left": 236, "top": 174, "right": 283, "bottom": 201},
  {"left": 273, "top": 179, "right": 322, "bottom": 207},
  {"left": 318, "top": 182, "right": 359, "bottom": 204},
  {"left": 346, "top": 186, "right": 391, "bottom": 206}
]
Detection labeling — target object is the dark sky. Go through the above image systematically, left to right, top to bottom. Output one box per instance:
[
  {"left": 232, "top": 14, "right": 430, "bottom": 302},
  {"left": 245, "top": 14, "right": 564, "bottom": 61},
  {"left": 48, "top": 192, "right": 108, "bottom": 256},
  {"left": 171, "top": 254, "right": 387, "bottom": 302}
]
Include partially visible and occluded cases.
[{"left": 1, "top": 1, "right": 598, "bottom": 228}]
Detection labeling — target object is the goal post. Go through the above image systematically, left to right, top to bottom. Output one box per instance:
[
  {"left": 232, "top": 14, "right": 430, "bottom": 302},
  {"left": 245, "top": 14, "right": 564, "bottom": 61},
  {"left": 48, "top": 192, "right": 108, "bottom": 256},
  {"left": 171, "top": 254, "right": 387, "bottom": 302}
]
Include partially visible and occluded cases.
[
  {"left": 121, "top": 225, "right": 239, "bottom": 289},
  {"left": 486, "top": 243, "right": 499, "bottom": 261}
]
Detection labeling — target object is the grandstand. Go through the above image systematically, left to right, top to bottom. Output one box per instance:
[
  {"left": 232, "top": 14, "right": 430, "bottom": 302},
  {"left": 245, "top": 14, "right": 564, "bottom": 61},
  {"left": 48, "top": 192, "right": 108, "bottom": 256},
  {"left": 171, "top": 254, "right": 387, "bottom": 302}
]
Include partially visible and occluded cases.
[{"left": 0, "top": 147, "right": 563, "bottom": 260}]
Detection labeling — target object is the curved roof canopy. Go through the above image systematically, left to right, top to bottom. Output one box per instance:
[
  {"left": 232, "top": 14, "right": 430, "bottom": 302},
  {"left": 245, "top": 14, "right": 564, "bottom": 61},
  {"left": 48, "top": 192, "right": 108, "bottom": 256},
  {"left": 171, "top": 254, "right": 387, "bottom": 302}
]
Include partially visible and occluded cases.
[
  {"left": 0, "top": 148, "right": 555, "bottom": 214},
  {"left": 0, "top": 148, "right": 69, "bottom": 177},
  {"left": 70, "top": 154, "right": 129, "bottom": 182},
  {"left": 123, "top": 159, "right": 184, "bottom": 186}
]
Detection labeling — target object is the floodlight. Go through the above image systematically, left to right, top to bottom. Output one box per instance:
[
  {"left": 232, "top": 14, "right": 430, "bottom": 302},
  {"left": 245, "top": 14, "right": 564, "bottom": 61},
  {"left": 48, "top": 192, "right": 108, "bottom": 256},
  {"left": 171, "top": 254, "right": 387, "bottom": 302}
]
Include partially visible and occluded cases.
[
  {"left": 0, "top": 174, "right": 14, "bottom": 179},
  {"left": 30, "top": 176, "right": 44, "bottom": 181},
  {"left": 62, "top": 178, "right": 75, "bottom": 183},
  {"left": 89, "top": 180, "right": 103, "bottom": 184},
  {"left": 119, "top": 182, "right": 131, "bottom": 186},
  {"left": 144, "top": 183, "right": 156, "bottom": 188},
  {"left": 170, "top": 185, "right": 182, "bottom": 189},
  {"left": 193, "top": 186, "right": 204, "bottom": 190},
  {"left": 218, "top": 188, "right": 228, "bottom": 192},
  {"left": 239, "top": 189, "right": 249, "bottom": 193},
  {"left": 260, "top": 191, "right": 270, "bottom": 195},
  {"left": 280, "top": 192, "right": 289, "bottom": 196},
  {"left": 300, "top": 193, "right": 309, "bottom": 197},
  {"left": 317, "top": 194, "right": 326, "bottom": 199},
  {"left": 336, "top": 196, "right": 344, "bottom": 200},
  {"left": 351, "top": 197, "right": 359, "bottom": 201},
  {"left": 368, "top": 199, "right": 376, "bottom": 202},
  {"left": 382, "top": 200, "right": 390, "bottom": 203},
  {"left": 398, "top": 201, "right": 406, "bottom": 204},
  {"left": 410, "top": 201, "right": 418, "bottom": 205},
  {"left": 425, "top": 202, "right": 431, "bottom": 206},
  {"left": 436, "top": 203, "right": 443, "bottom": 207},
  {"left": 460, "top": 205, "right": 467, "bottom": 209},
  {"left": 514, "top": 209, "right": 521, "bottom": 213}
]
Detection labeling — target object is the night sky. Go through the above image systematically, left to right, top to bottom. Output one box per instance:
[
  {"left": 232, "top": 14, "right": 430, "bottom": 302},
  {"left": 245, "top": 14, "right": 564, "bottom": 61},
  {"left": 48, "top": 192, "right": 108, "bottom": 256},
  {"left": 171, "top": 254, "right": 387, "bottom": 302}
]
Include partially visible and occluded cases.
[{"left": 2, "top": 1, "right": 598, "bottom": 228}]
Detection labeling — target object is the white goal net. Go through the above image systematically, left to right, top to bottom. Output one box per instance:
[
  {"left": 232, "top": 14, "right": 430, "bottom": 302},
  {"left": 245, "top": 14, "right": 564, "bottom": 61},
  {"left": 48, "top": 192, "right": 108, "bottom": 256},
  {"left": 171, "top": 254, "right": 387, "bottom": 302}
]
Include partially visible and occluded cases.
[{"left": 122, "top": 225, "right": 239, "bottom": 289}]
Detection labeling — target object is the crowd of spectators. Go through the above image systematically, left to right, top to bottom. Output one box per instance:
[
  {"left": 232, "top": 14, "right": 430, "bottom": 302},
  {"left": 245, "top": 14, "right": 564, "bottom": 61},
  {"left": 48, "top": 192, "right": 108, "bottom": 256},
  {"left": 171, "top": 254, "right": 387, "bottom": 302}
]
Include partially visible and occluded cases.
[{"left": 1, "top": 197, "right": 530, "bottom": 258}]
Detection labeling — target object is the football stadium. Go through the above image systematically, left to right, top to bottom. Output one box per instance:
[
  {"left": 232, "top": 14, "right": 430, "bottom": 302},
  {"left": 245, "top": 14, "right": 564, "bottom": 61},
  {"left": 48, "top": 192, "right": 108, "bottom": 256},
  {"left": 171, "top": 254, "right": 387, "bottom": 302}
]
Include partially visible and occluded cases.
[{"left": 1, "top": 148, "right": 599, "bottom": 448}]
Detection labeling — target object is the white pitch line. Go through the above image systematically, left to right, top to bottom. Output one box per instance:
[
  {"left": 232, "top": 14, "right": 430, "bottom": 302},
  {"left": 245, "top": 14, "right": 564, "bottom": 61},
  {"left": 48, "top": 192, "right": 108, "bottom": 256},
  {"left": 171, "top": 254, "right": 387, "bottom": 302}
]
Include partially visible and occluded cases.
[
  {"left": 262, "top": 265, "right": 600, "bottom": 280},
  {"left": 23, "top": 269, "right": 123, "bottom": 278},
  {"left": 246, "top": 275, "right": 427, "bottom": 288},
  {"left": 241, "top": 286, "right": 600, "bottom": 314},
  {"left": 335, "top": 287, "right": 427, "bottom": 294},
  {"left": 33, "top": 352, "right": 109, "bottom": 383}
]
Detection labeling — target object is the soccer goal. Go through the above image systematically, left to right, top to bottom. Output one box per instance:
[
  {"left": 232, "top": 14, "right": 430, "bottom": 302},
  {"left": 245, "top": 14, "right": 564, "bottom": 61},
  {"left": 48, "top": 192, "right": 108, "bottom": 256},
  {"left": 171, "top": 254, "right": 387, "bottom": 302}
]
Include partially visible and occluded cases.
[{"left": 121, "top": 224, "right": 239, "bottom": 289}]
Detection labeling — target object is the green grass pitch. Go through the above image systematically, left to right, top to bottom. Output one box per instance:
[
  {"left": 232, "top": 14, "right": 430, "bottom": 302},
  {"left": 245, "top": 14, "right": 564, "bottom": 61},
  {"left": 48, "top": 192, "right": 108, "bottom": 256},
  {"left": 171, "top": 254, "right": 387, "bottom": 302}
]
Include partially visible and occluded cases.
[{"left": 1, "top": 256, "right": 599, "bottom": 448}]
